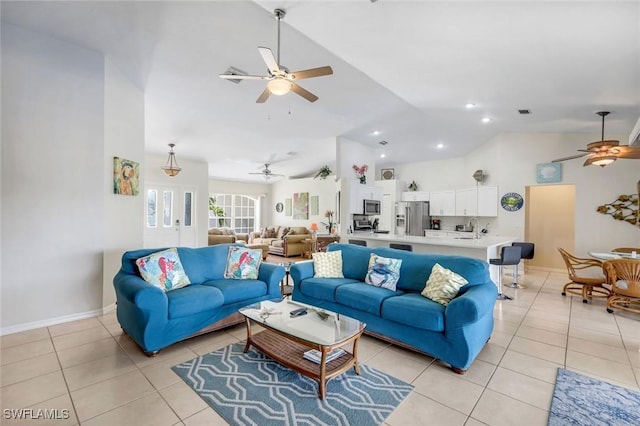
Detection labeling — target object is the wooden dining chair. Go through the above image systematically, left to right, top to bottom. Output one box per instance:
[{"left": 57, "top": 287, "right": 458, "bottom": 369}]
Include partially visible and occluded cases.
[
  {"left": 558, "top": 248, "right": 609, "bottom": 303},
  {"left": 604, "top": 259, "right": 640, "bottom": 314}
]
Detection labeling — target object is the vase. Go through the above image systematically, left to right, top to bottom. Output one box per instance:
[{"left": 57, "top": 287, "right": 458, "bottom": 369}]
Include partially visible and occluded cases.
[{"left": 359, "top": 176, "right": 366, "bottom": 184}]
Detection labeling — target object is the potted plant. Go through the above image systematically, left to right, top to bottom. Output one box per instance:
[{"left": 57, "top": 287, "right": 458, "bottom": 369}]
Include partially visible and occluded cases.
[
  {"left": 353, "top": 164, "right": 368, "bottom": 184},
  {"left": 314, "top": 165, "right": 332, "bottom": 180},
  {"left": 408, "top": 180, "right": 418, "bottom": 191}
]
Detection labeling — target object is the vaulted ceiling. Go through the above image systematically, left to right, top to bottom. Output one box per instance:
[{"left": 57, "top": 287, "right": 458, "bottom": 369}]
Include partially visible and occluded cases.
[{"left": 2, "top": 1, "right": 639, "bottom": 182}]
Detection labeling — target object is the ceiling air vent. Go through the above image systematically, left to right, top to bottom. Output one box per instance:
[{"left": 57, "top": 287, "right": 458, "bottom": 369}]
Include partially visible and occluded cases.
[
  {"left": 222, "top": 66, "right": 247, "bottom": 84},
  {"left": 518, "top": 109, "right": 531, "bottom": 115},
  {"left": 379, "top": 140, "right": 389, "bottom": 146}
]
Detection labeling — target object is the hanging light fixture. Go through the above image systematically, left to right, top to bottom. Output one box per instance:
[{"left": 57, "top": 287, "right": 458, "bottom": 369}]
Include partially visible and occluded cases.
[
  {"left": 267, "top": 78, "right": 292, "bottom": 96},
  {"left": 161, "top": 143, "right": 181, "bottom": 177},
  {"left": 590, "top": 155, "right": 617, "bottom": 167}
]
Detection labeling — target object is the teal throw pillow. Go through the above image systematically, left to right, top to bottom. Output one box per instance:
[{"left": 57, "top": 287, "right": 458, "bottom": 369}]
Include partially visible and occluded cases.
[
  {"left": 224, "top": 246, "right": 262, "bottom": 279},
  {"left": 136, "top": 248, "right": 191, "bottom": 292},
  {"left": 364, "top": 254, "right": 402, "bottom": 291}
]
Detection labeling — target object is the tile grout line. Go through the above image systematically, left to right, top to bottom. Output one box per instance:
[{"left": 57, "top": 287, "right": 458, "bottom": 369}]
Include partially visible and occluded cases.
[{"left": 48, "top": 324, "right": 82, "bottom": 426}]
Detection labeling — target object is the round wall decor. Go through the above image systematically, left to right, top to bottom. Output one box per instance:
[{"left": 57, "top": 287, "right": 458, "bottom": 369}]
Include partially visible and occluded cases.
[
  {"left": 501, "top": 192, "right": 524, "bottom": 211},
  {"left": 275, "top": 202, "right": 284, "bottom": 213}
]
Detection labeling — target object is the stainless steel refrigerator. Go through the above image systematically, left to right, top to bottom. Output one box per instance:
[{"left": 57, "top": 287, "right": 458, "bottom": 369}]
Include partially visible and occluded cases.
[{"left": 403, "top": 201, "right": 431, "bottom": 236}]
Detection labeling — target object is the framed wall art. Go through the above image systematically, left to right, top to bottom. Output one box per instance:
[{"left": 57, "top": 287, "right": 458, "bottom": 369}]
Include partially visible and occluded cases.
[
  {"left": 113, "top": 156, "right": 140, "bottom": 196},
  {"left": 536, "top": 163, "right": 562, "bottom": 184},
  {"left": 381, "top": 168, "right": 395, "bottom": 180},
  {"left": 293, "top": 192, "right": 309, "bottom": 220},
  {"left": 284, "top": 198, "right": 292, "bottom": 216}
]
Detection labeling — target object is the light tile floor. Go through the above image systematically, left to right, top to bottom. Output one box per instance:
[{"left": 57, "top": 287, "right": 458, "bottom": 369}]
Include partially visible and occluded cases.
[{"left": 1, "top": 270, "right": 639, "bottom": 425}]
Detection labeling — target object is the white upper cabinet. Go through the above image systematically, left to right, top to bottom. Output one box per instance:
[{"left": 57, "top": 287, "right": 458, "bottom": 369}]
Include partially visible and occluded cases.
[
  {"left": 349, "top": 180, "right": 383, "bottom": 214},
  {"left": 454, "top": 186, "right": 498, "bottom": 217},
  {"left": 429, "top": 190, "right": 456, "bottom": 216},
  {"left": 401, "top": 191, "right": 430, "bottom": 202}
]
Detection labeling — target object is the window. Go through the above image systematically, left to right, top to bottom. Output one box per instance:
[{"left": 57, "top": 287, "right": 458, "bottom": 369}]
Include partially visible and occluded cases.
[
  {"left": 147, "top": 190, "right": 157, "bottom": 227},
  {"left": 163, "top": 191, "right": 173, "bottom": 227},
  {"left": 183, "top": 192, "right": 193, "bottom": 227},
  {"left": 210, "top": 194, "right": 256, "bottom": 233}
]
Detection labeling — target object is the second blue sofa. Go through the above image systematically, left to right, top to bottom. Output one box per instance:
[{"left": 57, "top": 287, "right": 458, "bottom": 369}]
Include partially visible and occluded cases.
[{"left": 290, "top": 243, "right": 497, "bottom": 372}]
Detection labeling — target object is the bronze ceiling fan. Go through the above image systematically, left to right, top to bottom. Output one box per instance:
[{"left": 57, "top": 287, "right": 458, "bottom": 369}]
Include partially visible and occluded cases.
[
  {"left": 219, "top": 8, "right": 333, "bottom": 103},
  {"left": 552, "top": 111, "right": 640, "bottom": 167}
]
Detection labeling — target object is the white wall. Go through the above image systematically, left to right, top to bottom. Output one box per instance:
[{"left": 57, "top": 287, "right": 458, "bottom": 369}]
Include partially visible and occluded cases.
[
  {"left": 1, "top": 24, "right": 106, "bottom": 331},
  {"left": 102, "top": 58, "right": 145, "bottom": 308},
  {"left": 388, "top": 132, "right": 640, "bottom": 256},
  {"left": 336, "top": 137, "right": 377, "bottom": 228},
  {"left": 270, "top": 177, "right": 339, "bottom": 232}
]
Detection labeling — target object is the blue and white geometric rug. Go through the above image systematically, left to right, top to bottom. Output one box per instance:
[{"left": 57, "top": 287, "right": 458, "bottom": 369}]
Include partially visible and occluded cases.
[
  {"left": 172, "top": 342, "right": 413, "bottom": 426},
  {"left": 548, "top": 368, "right": 640, "bottom": 426}
]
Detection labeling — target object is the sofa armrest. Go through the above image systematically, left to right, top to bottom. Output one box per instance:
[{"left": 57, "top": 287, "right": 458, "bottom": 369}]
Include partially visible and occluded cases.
[
  {"left": 249, "top": 231, "right": 261, "bottom": 243},
  {"left": 235, "top": 233, "right": 249, "bottom": 243},
  {"left": 284, "top": 234, "right": 311, "bottom": 244},
  {"left": 208, "top": 235, "right": 236, "bottom": 245},
  {"left": 290, "top": 261, "right": 315, "bottom": 285},
  {"left": 258, "top": 262, "right": 286, "bottom": 296},
  {"left": 113, "top": 271, "right": 168, "bottom": 312},
  {"left": 444, "top": 282, "right": 497, "bottom": 330}
]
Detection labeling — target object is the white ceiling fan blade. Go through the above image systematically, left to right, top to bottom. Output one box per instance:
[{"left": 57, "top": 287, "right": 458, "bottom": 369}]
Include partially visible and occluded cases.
[
  {"left": 258, "top": 47, "right": 280, "bottom": 75},
  {"left": 289, "top": 66, "right": 333, "bottom": 80},
  {"left": 219, "top": 73, "right": 270, "bottom": 80},
  {"left": 290, "top": 83, "right": 318, "bottom": 103},
  {"left": 256, "top": 87, "right": 271, "bottom": 103}
]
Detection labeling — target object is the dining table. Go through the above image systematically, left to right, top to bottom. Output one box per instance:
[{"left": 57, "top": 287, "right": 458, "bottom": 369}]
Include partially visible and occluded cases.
[{"left": 588, "top": 251, "right": 639, "bottom": 261}]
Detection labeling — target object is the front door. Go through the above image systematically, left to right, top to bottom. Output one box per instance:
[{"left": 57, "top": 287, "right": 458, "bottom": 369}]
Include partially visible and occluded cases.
[{"left": 144, "top": 183, "right": 197, "bottom": 248}]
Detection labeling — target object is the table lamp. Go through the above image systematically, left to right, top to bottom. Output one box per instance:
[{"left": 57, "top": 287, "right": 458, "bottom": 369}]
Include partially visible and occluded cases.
[{"left": 309, "top": 222, "right": 318, "bottom": 239}]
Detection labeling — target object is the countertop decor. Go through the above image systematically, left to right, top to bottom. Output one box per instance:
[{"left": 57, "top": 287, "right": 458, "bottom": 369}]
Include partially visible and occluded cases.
[
  {"left": 353, "top": 164, "right": 368, "bottom": 184},
  {"left": 408, "top": 180, "right": 418, "bottom": 191}
]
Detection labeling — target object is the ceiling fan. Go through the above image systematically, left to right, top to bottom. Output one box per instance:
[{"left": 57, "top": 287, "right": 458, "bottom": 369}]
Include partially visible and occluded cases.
[
  {"left": 219, "top": 8, "right": 333, "bottom": 103},
  {"left": 551, "top": 111, "right": 640, "bottom": 167},
  {"left": 249, "top": 164, "right": 285, "bottom": 181}
]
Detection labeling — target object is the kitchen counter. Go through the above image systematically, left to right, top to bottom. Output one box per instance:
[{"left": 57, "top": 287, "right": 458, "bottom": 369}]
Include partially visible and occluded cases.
[{"left": 348, "top": 232, "right": 516, "bottom": 284}]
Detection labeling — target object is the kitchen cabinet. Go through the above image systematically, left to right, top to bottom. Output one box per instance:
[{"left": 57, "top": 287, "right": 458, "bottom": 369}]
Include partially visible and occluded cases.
[
  {"left": 349, "top": 180, "right": 383, "bottom": 214},
  {"left": 376, "top": 180, "right": 404, "bottom": 232},
  {"left": 455, "top": 187, "right": 498, "bottom": 217},
  {"left": 429, "top": 190, "right": 456, "bottom": 216},
  {"left": 401, "top": 191, "right": 430, "bottom": 202}
]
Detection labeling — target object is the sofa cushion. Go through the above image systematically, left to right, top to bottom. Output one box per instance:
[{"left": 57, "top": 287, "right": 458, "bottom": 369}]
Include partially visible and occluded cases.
[
  {"left": 271, "top": 240, "right": 284, "bottom": 248},
  {"left": 224, "top": 247, "right": 262, "bottom": 279},
  {"left": 136, "top": 248, "right": 191, "bottom": 292},
  {"left": 313, "top": 250, "right": 344, "bottom": 278},
  {"left": 364, "top": 254, "right": 402, "bottom": 291},
  {"left": 421, "top": 263, "right": 469, "bottom": 306},
  {"left": 298, "top": 277, "right": 359, "bottom": 301},
  {"left": 203, "top": 279, "right": 268, "bottom": 304},
  {"left": 335, "top": 283, "right": 403, "bottom": 316},
  {"left": 166, "top": 285, "right": 224, "bottom": 319},
  {"left": 381, "top": 293, "right": 445, "bottom": 332}
]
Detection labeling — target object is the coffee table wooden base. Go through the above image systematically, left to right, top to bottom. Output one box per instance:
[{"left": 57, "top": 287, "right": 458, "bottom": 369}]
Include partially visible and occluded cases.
[{"left": 243, "top": 319, "right": 361, "bottom": 399}]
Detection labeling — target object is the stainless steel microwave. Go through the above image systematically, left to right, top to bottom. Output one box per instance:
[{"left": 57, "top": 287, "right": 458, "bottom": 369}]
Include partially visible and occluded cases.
[{"left": 363, "top": 199, "right": 381, "bottom": 215}]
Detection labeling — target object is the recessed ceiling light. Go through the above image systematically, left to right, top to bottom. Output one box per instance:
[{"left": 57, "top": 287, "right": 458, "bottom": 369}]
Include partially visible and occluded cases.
[
  {"left": 465, "top": 103, "right": 475, "bottom": 109},
  {"left": 482, "top": 117, "right": 491, "bottom": 123},
  {"left": 372, "top": 130, "right": 380, "bottom": 136},
  {"left": 436, "top": 143, "right": 444, "bottom": 149},
  {"left": 380, "top": 153, "right": 386, "bottom": 158}
]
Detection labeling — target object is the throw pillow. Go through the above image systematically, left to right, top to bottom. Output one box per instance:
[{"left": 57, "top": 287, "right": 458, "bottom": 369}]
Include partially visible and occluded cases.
[
  {"left": 277, "top": 226, "right": 290, "bottom": 239},
  {"left": 266, "top": 227, "right": 277, "bottom": 238},
  {"left": 260, "top": 228, "right": 267, "bottom": 238},
  {"left": 224, "top": 246, "right": 262, "bottom": 279},
  {"left": 136, "top": 248, "right": 191, "bottom": 292},
  {"left": 313, "top": 250, "right": 344, "bottom": 278},
  {"left": 364, "top": 254, "right": 402, "bottom": 291},
  {"left": 421, "top": 263, "right": 468, "bottom": 306}
]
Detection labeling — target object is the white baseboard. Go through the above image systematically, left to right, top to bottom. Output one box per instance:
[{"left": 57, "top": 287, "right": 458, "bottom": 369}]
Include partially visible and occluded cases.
[{"left": 0, "top": 303, "right": 116, "bottom": 336}]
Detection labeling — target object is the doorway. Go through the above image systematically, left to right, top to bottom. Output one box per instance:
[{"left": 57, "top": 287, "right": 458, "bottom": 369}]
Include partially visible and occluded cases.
[
  {"left": 143, "top": 183, "right": 197, "bottom": 248},
  {"left": 525, "top": 184, "right": 575, "bottom": 270}
]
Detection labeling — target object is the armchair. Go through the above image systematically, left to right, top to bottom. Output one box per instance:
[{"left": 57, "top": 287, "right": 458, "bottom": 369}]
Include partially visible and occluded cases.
[
  {"left": 251, "top": 226, "right": 311, "bottom": 257},
  {"left": 558, "top": 248, "right": 609, "bottom": 303},
  {"left": 604, "top": 259, "right": 640, "bottom": 314}
]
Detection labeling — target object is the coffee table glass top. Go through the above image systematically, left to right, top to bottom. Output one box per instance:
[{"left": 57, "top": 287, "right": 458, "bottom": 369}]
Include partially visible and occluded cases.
[{"left": 240, "top": 300, "right": 364, "bottom": 346}]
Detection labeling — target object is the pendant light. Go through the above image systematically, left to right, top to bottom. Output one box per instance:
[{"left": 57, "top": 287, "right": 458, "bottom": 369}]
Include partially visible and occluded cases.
[{"left": 161, "top": 143, "right": 181, "bottom": 177}]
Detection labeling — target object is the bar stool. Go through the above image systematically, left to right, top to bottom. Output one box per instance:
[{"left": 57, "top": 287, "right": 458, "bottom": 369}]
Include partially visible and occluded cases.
[
  {"left": 348, "top": 239, "right": 367, "bottom": 246},
  {"left": 509, "top": 242, "right": 535, "bottom": 289},
  {"left": 390, "top": 243, "right": 412, "bottom": 251},
  {"left": 490, "top": 245, "right": 521, "bottom": 300}
]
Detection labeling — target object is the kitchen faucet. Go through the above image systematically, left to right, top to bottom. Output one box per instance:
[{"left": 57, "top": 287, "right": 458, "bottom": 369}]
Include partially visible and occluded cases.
[{"left": 468, "top": 217, "right": 481, "bottom": 239}]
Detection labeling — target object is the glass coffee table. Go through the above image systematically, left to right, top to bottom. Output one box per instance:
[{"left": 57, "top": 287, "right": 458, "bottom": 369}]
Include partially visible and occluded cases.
[{"left": 240, "top": 299, "right": 365, "bottom": 399}]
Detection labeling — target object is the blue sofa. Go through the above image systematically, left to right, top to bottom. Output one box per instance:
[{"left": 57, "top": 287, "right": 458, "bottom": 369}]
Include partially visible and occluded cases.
[
  {"left": 290, "top": 243, "right": 497, "bottom": 372},
  {"left": 113, "top": 244, "right": 285, "bottom": 354}
]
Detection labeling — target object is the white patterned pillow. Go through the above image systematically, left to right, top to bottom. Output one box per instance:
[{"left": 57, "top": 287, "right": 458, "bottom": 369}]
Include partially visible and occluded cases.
[
  {"left": 313, "top": 250, "right": 344, "bottom": 278},
  {"left": 364, "top": 254, "right": 402, "bottom": 291},
  {"left": 421, "top": 263, "right": 468, "bottom": 306}
]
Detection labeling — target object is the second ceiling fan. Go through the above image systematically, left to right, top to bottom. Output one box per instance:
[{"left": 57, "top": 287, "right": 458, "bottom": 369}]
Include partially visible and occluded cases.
[{"left": 220, "top": 8, "right": 333, "bottom": 103}]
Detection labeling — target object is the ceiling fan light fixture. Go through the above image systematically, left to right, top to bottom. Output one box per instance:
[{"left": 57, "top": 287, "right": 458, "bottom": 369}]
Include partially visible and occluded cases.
[
  {"left": 267, "top": 79, "right": 291, "bottom": 95},
  {"left": 161, "top": 143, "right": 181, "bottom": 177},
  {"left": 591, "top": 155, "right": 617, "bottom": 167}
]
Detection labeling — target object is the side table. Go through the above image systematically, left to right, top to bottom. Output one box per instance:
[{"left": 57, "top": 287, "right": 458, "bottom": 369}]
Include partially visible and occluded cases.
[
  {"left": 302, "top": 239, "right": 317, "bottom": 259},
  {"left": 279, "top": 262, "right": 294, "bottom": 297}
]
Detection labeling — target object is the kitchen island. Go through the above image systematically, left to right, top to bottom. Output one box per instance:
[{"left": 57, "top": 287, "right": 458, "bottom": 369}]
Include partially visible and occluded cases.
[{"left": 348, "top": 232, "right": 516, "bottom": 284}]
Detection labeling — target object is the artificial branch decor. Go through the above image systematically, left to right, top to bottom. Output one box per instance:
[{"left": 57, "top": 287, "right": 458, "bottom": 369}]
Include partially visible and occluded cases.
[
  {"left": 353, "top": 164, "right": 368, "bottom": 184},
  {"left": 314, "top": 165, "right": 332, "bottom": 180},
  {"left": 596, "top": 194, "right": 639, "bottom": 227}
]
